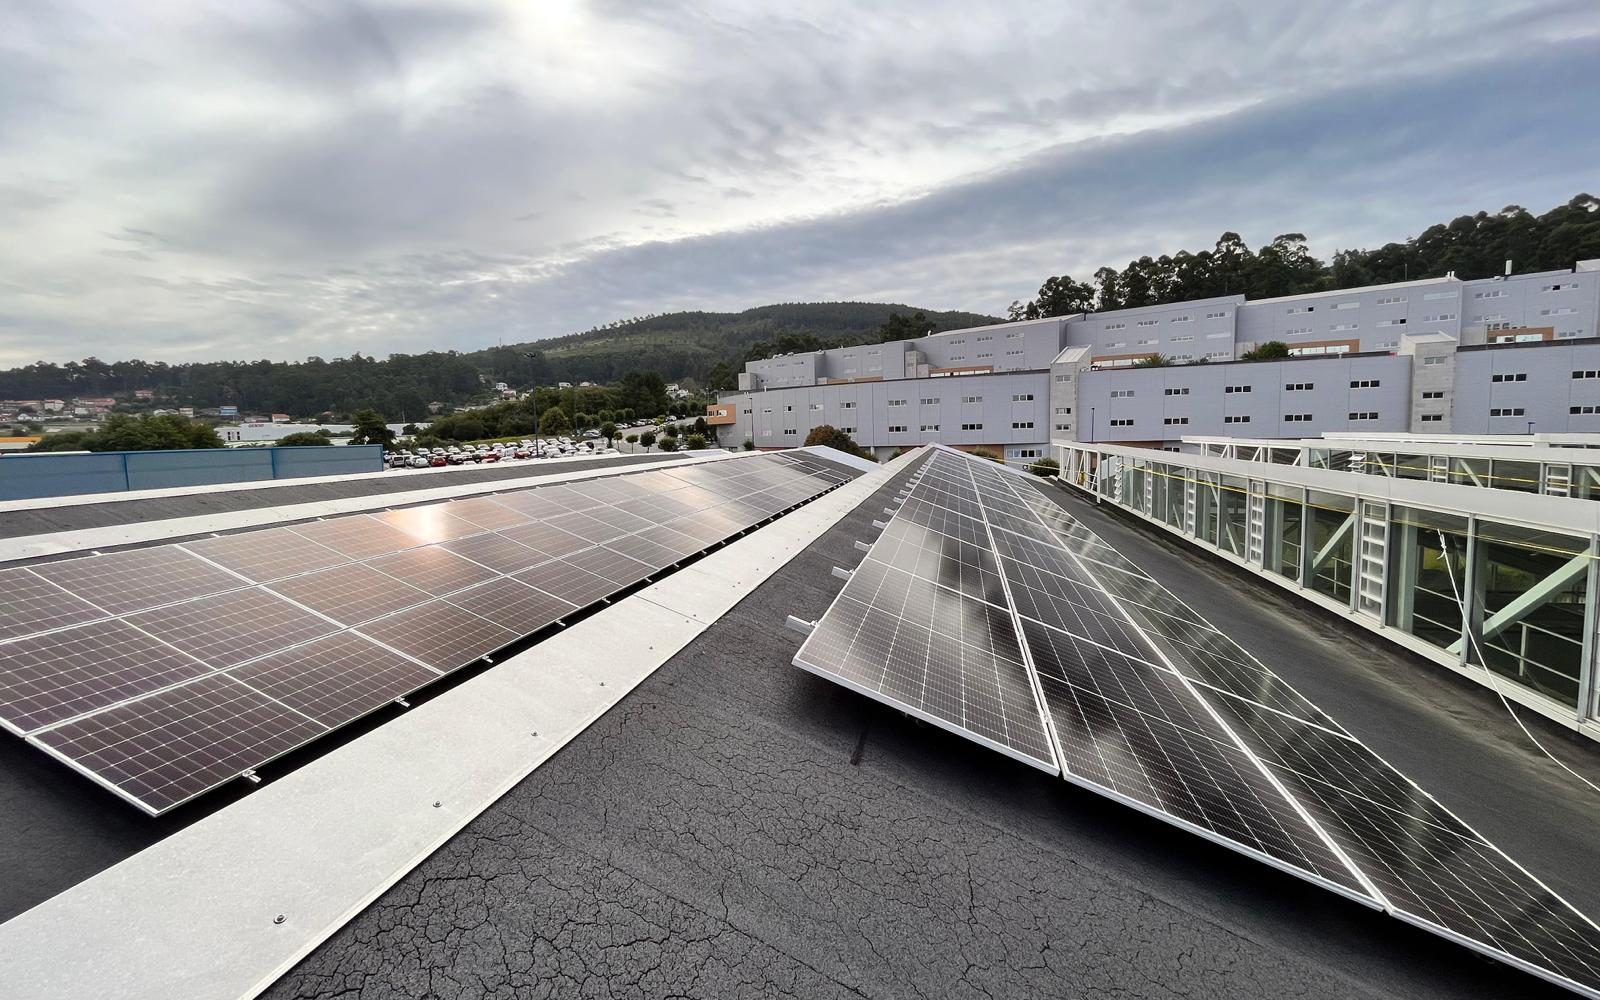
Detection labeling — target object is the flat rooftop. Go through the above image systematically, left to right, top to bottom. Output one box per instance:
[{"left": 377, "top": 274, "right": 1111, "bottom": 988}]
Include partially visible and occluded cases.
[{"left": 2, "top": 449, "right": 1599, "bottom": 998}]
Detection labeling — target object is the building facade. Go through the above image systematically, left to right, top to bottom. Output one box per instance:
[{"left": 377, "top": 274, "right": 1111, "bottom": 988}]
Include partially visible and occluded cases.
[{"left": 713, "top": 260, "right": 1600, "bottom": 457}]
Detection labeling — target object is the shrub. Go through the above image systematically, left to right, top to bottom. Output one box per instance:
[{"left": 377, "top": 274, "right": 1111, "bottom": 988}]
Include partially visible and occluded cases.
[{"left": 1028, "top": 456, "right": 1060, "bottom": 477}]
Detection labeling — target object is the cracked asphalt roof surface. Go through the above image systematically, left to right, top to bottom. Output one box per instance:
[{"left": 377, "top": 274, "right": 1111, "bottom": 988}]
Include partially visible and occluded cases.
[{"left": 261, "top": 459, "right": 1598, "bottom": 1000}]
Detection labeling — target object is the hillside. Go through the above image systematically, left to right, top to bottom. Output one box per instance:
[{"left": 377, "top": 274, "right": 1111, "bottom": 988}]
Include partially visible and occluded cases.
[{"left": 461, "top": 302, "right": 1001, "bottom": 387}]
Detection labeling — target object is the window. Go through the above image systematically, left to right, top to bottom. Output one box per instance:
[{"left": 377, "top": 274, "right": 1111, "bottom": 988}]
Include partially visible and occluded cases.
[
  {"left": 1544, "top": 282, "right": 1578, "bottom": 292},
  {"left": 1474, "top": 289, "right": 1506, "bottom": 299},
  {"left": 1423, "top": 291, "right": 1455, "bottom": 301},
  {"left": 1375, "top": 295, "right": 1406, "bottom": 305},
  {"left": 1332, "top": 301, "right": 1359, "bottom": 310},
  {"left": 1286, "top": 305, "right": 1315, "bottom": 314},
  {"left": 1542, "top": 307, "right": 1579, "bottom": 316},
  {"left": 1205, "top": 310, "right": 1228, "bottom": 319},
  {"left": 1423, "top": 313, "right": 1456, "bottom": 322},
  {"left": 1169, "top": 315, "right": 1191, "bottom": 323},
  {"left": 1377, "top": 318, "right": 1408, "bottom": 327},
  {"left": 1137, "top": 319, "right": 1159, "bottom": 327},
  {"left": 1104, "top": 322, "right": 1126, "bottom": 331},
  {"left": 1330, "top": 323, "right": 1359, "bottom": 332},
  {"left": 1285, "top": 327, "right": 1313, "bottom": 336},
  {"left": 1559, "top": 330, "right": 1582, "bottom": 339},
  {"left": 1006, "top": 331, "right": 1022, "bottom": 338},
  {"left": 1206, "top": 332, "right": 1230, "bottom": 339},
  {"left": 976, "top": 334, "right": 993, "bottom": 342},
  {"left": 1171, "top": 334, "right": 1194, "bottom": 343},
  {"left": 1137, "top": 338, "right": 1158, "bottom": 346},
  {"left": 1105, "top": 341, "right": 1126, "bottom": 348},
  {"left": 1206, "top": 351, "right": 1231, "bottom": 360},
  {"left": 976, "top": 352, "right": 994, "bottom": 359},
  {"left": 1172, "top": 354, "right": 1194, "bottom": 362},
  {"left": 1423, "top": 356, "right": 1445, "bottom": 366},
  {"left": 1574, "top": 370, "right": 1600, "bottom": 380},
  {"left": 1054, "top": 373, "right": 1072, "bottom": 383},
  {"left": 1490, "top": 373, "right": 1527, "bottom": 383},
  {"left": 1350, "top": 379, "right": 1380, "bottom": 388},
  {"left": 1285, "top": 382, "right": 1314, "bottom": 391},
  {"left": 1225, "top": 385, "right": 1252, "bottom": 394},
  {"left": 1164, "top": 387, "right": 1190, "bottom": 396},
  {"left": 1110, "top": 389, "right": 1136, "bottom": 399},
  {"left": 1422, "top": 390, "right": 1444, "bottom": 399},
  {"left": 1011, "top": 393, "right": 1034, "bottom": 401},
  {"left": 961, "top": 395, "right": 983, "bottom": 403},
  {"left": 919, "top": 397, "right": 940, "bottom": 405},
  {"left": 887, "top": 399, "right": 907, "bottom": 406},
  {"left": 841, "top": 401, "right": 855, "bottom": 409},
  {"left": 809, "top": 403, "right": 823, "bottom": 411},
  {"left": 783, "top": 404, "right": 793, "bottom": 411},
  {"left": 1054, "top": 406, "right": 1072, "bottom": 414},
  {"left": 1571, "top": 406, "right": 1600, "bottom": 415},
  {"left": 741, "top": 407, "right": 751, "bottom": 414},
  {"left": 761, "top": 407, "right": 772, "bottom": 414},
  {"left": 1489, "top": 408, "right": 1525, "bottom": 417},
  {"left": 1348, "top": 411, "right": 1379, "bottom": 421},
  {"left": 1284, "top": 413, "right": 1313, "bottom": 422},
  {"left": 1421, "top": 414, "right": 1443, "bottom": 422},
  {"left": 1224, "top": 415, "right": 1251, "bottom": 424},
  {"left": 1163, "top": 417, "right": 1189, "bottom": 425},
  {"left": 1109, "top": 418, "right": 1134, "bottom": 427},
  {"left": 1011, "top": 420, "right": 1035, "bottom": 429},
  {"left": 960, "top": 422, "right": 984, "bottom": 431},
  {"left": 1054, "top": 422, "right": 1071, "bottom": 432},
  {"left": 920, "top": 423, "right": 940, "bottom": 432},
  {"left": 887, "top": 425, "right": 908, "bottom": 433},
  {"left": 839, "top": 426, "right": 856, "bottom": 434},
  {"left": 783, "top": 428, "right": 797, "bottom": 435},
  {"left": 1010, "top": 448, "right": 1041, "bottom": 459}
]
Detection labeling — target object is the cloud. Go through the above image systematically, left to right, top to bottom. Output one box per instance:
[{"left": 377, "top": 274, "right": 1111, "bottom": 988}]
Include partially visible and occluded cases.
[{"left": 0, "top": 0, "right": 1597, "bottom": 367}]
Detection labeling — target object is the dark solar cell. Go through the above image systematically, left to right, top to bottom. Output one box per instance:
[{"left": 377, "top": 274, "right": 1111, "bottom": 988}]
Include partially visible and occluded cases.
[
  {"left": 373, "top": 506, "right": 485, "bottom": 543},
  {"left": 585, "top": 506, "right": 656, "bottom": 534},
  {"left": 545, "top": 511, "right": 627, "bottom": 544},
  {"left": 289, "top": 515, "right": 422, "bottom": 560},
  {"left": 499, "top": 520, "right": 592, "bottom": 559},
  {"left": 636, "top": 524, "right": 708, "bottom": 559},
  {"left": 179, "top": 527, "right": 349, "bottom": 584},
  {"left": 439, "top": 532, "right": 549, "bottom": 575},
  {"left": 604, "top": 535, "right": 686, "bottom": 571},
  {"left": 365, "top": 545, "right": 500, "bottom": 595},
  {"left": 566, "top": 545, "right": 655, "bottom": 587},
  {"left": 30, "top": 546, "right": 245, "bottom": 616},
  {"left": 516, "top": 559, "right": 631, "bottom": 609},
  {"left": 266, "top": 562, "right": 431, "bottom": 626},
  {"left": 0, "top": 567, "right": 104, "bottom": 640},
  {"left": 447, "top": 577, "right": 577, "bottom": 636},
  {"left": 127, "top": 588, "right": 339, "bottom": 669},
  {"left": 355, "top": 600, "right": 518, "bottom": 673},
  {"left": 0, "top": 619, "right": 212, "bottom": 734},
  {"left": 231, "top": 631, "right": 440, "bottom": 728},
  {"left": 31, "top": 673, "right": 328, "bottom": 814}
]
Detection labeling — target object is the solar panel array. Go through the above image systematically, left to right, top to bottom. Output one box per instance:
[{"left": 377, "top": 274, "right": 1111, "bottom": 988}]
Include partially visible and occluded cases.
[
  {"left": 795, "top": 446, "right": 1600, "bottom": 999},
  {"left": 2, "top": 452, "right": 853, "bottom": 814}
]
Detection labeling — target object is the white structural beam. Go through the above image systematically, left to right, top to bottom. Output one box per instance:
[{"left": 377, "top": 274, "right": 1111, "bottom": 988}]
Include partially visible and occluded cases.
[{"left": 1447, "top": 552, "right": 1589, "bottom": 655}]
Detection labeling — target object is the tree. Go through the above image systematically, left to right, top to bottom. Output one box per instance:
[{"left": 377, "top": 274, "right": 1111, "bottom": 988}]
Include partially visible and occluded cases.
[
  {"left": 878, "top": 310, "right": 936, "bottom": 343},
  {"left": 1241, "top": 341, "right": 1291, "bottom": 361},
  {"left": 1133, "top": 354, "right": 1171, "bottom": 368},
  {"left": 704, "top": 360, "right": 737, "bottom": 392},
  {"left": 540, "top": 406, "right": 572, "bottom": 435},
  {"left": 349, "top": 409, "right": 394, "bottom": 446},
  {"left": 29, "top": 413, "right": 224, "bottom": 452},
  {"left": 693, "top": 415, "right": 709, "bottom": 437},
  {"left": 600, "top": 421, "right": 617, "bottom": 447},
  {"left": 662, "top": 422, "right": 679, "bottom": 438},
  {"left": 402, "top": 423, "right": 420, "bottom": 436},
  {"left": 803, "top": 424, "right": 867, "bottom": 458},
  {"left": 639, "top": 430, "right": 656, "bottom": 452},
  {"left": 276, "top": 431, "right": 333, "bottom": 446},
  {"left": 624, "top": 433, "right": 639, "bottom": 450},
  {"left": 685, "top": 433, "right": 707, "bottom": 449},
  {"left": 657, "top": 437, "right": 679, "bottom": 452},
  {"left": 743, "top": 438, "right": 755, "bottom": 451},
  {"left": 1028, "top": 456, "right": 1060, "bottom": 478}
]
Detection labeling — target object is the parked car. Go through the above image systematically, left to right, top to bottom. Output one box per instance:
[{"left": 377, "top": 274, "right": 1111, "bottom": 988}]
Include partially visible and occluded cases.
[{"left": 429, "top": 454, "right": 447, "bottom": 467}]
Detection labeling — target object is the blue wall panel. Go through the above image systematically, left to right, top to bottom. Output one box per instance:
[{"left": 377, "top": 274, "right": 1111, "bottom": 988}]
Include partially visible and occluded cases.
[{"left": 0, "top": 445, "right": 384, "bottom": 501}]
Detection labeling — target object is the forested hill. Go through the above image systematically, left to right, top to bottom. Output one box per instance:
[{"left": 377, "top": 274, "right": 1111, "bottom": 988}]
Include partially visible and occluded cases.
[
  {"left": 0, "top": 301, "right": 997, "bottom": 419},
  {"left": 460, "top": 302, "right": 1000, "bottom": 388}
]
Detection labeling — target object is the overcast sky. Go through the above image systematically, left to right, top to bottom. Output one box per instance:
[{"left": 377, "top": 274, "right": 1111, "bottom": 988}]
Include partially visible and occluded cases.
[{"left": 2, "top": 1, "right": 1598, "bottom": 367}]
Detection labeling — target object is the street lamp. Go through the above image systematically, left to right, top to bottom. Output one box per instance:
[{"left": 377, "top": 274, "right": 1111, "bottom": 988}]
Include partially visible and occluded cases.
[
  {"left": 522, "top": 353, "right": 543, "bottom": 457},
  {"left": 1089, "top": 406, "right": 1096, "bottom": 443},
  {"left": 1527, "top": 420, "right": 1536, "bottom": 437}
]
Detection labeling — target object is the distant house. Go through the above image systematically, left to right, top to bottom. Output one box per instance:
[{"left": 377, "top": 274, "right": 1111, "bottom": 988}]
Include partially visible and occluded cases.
[
  {"left": 557, "top": 382, "right": 573, "bottom": 389},
  {"left": 134, "top": 388, "right": 154, "bottom": 400},
  {"left": 427, "top": 401, "right": 444, "bottom": 414},
  {"left": 178, "top": 406, "right": 196, "bottom": 418},
  {"left": 270, "top": 413, "right": 291, "bottom": 423}
]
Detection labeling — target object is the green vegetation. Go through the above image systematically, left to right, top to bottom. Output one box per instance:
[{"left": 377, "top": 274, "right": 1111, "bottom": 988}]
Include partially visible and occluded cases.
[
  {"left": 1007, "top": 193, "right": 1600, "bottom": 319},
  {"left": 1241, "top": 341, "right": 1291, "bottom": 361},
  {"left": 1132, "top": 354, "right": 1171, "bottom": 368},
  {"left": 349, "top": 408, "right": 394, "bottom": 446},
  {"left": 29, "top": 413, "right": 224, "bottom": 452},
  {"left": 803, "top": 424, "right": 868, "bottom": 459},
  {"left": 276, "top": 430, "right": 333, "bottom": 446},
  {"left": 685, "top": 433, "right": 707, "bottom": 450},
  {"left": 1028, "top": 456, "right": 1061, "bottom": 478}
]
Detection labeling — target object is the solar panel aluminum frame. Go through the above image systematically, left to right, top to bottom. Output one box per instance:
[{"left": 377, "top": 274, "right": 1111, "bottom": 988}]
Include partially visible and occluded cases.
[{"left": 791, "top": 453, "right": 1060, "bottom": 777}]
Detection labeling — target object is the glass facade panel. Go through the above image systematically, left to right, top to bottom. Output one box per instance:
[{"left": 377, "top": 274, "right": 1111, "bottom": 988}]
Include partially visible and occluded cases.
[
  {"left": 1449, "top": 457, "right": 1490, "bottom": 488},
  {"left": 1490, "top": 459, "right": 1540, "bottom": 494},
  {"left": 1196, "top": 472, "right": 1220, "bottom": 546},
  {"left": 1219, "top": 475, "right": 1248, "bottom": 557},
  {"left": 1263, "top": 483, "right": 1303, "bottom": 583},
  {"left": 1306, "top": 490, "right": 1355, "bottom": 604},
  {"left": 1386, "top": 506, "right": 1469, "bottom": 654},
  {"left": 1473, "top": 523, "right": 1588, "bottom": 708}
]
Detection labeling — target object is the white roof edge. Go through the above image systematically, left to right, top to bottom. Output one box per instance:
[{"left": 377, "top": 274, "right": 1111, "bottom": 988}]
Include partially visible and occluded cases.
[{"left": 1248, "top": 274, "right": 1460, "bottom": 306}]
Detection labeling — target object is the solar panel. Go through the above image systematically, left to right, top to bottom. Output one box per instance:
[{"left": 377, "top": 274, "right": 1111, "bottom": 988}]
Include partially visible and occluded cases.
[
  {"left": 795, "top": 446, "right": 1600, "bottom": 999},
  {"left": 2, "top": 451, "right": 851, "bottom": 813},
  {"left": 179, "top": 527, "right": 349, "bottom": 584},
  {"left": 29, "top": 547, "right": 245, "bottom": 616},
  {"left": 266, "top": 562, "right": 431, "bottom": 627},
  {"left": 0, "top": 567, "right": 103, "bottom": 640},
  {"left": 126, "top": 588, "right": 339, "bottom": 669},
  {"left": 0, "top": 620, "right": 212, "bottom": 734},
  {"left": 229, "top": 631, "right": 440, "bottom": 728},
  {"left": 31, "top": 673, "right": 329, "bottom": 814}
]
